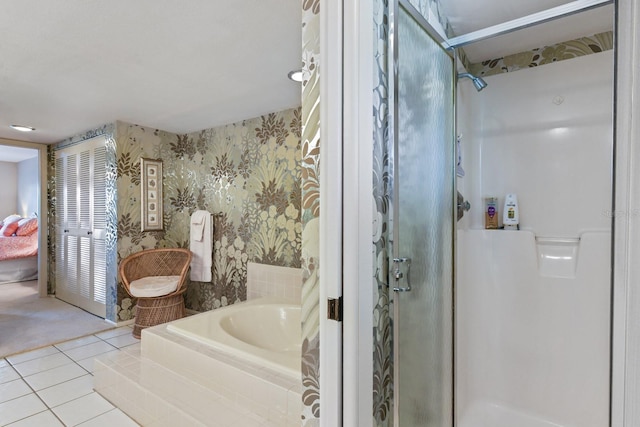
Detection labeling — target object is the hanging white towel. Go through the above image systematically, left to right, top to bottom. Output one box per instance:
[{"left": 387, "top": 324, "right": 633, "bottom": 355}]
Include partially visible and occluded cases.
[{"left": 190, "top": 210, "right": 212, "bottom": 282}]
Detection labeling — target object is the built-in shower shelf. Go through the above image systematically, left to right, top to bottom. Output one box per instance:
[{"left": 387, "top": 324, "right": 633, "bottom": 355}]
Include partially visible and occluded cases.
[{"left": 535, "top": 236, "right": 580, "bottom": 279}]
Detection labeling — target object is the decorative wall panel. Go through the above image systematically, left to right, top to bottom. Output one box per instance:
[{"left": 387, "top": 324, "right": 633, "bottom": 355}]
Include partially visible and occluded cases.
[
  {"left": 301, "top": 0, "right": 321, "bottom": 424},
  {"left": 373, "top": 0, "right": 393, "bottom": 425}
]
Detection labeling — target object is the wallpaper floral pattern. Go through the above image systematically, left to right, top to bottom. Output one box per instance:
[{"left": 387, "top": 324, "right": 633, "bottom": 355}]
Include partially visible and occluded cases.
[
  {"left": 301, "top": 0, "right": 321, "bottom": 424},
  {"left": 373, "top": 1, "right": 394, "bottom": 424},
  {"left": 468, "top": 31, "right": 614, "bottom": 77},
  {"left": 115, "top": 109, "right": 302, "bottom": 318},
  {"left": 48, "top": 110, "right": 301, "bottom": 325}
]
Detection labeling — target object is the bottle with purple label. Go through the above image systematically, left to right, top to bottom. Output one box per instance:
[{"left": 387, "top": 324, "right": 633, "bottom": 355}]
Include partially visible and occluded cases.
[{"left": 485, "top": 197, "right": 498, "bottom": 229}]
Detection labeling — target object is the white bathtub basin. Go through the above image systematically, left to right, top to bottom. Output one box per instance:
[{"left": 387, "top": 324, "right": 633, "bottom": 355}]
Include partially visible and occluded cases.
[{"left": 166, "top": 297, "right": 301, "bottom": 378}]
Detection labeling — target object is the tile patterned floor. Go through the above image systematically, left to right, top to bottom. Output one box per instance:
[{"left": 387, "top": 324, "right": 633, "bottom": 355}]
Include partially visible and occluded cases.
[{"left": 0, "top": 326, "right": 141, "bottom": 426}]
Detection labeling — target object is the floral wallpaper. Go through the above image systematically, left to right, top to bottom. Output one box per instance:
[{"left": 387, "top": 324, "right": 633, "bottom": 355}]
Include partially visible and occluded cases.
[
  {"left": 301, "top": 0, "right": 321, "bottom": 425},
  {"left": 373, "top": 0, "right": 393, "bottom": 425},
  {"left": 468, "top": 31, "right": 614, "bottom": 77},
  {"left": 114, "top": 109, "right": 302, "bottom": 319},
  {"left": 48, "top": 110, "right": 301, "bottom": 324}
]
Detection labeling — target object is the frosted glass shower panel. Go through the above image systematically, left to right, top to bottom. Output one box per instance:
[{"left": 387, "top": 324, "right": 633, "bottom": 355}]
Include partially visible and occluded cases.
[{"left": 393, "top": 4, "right": 455, "bottom": 427}]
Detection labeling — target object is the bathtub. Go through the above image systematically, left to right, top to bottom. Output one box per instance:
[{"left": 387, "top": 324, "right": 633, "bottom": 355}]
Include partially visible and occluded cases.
[{"left": 166, "top": 296, "right": 301, "bottom": 378}]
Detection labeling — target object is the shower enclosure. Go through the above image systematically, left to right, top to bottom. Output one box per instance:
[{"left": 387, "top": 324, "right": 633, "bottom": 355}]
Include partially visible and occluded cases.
[
  {"left": 388, "top": 0, "right": 613, "bottom": 426},
  {"left": 390, "top": 1, "right": 455, "bottom": 425}
]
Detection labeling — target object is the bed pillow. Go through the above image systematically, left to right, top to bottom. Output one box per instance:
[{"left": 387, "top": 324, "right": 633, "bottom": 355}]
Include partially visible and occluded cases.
[
  {"left": 2, "top": 214, "right": 21, "bottom": 224},
  {"left": 0, "top": 215, "right": 22, "bottom": 237},
  {"left": 16, "top": 218, "right": 38, "bottom": 236},
  {"left": 1, "top": 221, "right": 20, "bottom": 237}
]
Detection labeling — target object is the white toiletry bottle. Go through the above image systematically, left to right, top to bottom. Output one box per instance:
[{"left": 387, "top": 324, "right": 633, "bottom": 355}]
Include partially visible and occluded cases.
[{"left": 503, "top": 193, "right": 519, "bottom": 230}]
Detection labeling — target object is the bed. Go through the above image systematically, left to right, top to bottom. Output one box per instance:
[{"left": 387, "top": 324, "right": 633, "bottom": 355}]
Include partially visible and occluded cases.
[{"left": 0, "top": 217, "right": 39, "bottom": 284}]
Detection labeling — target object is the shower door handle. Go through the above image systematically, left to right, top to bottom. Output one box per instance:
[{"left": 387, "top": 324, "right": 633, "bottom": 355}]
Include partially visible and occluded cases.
[{"left": 393, "top": 257, "right": 412, "bottom": 292}]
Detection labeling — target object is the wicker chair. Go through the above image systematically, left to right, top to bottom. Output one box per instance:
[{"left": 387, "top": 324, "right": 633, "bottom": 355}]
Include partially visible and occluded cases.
[{"left": 119, "top": 248, "right": 192, "bottom": 338}]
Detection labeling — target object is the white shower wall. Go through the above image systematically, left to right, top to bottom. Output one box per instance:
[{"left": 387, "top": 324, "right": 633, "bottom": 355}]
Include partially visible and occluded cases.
[{"left": 456, "top": 50, "right": 613, "bottom": 427}]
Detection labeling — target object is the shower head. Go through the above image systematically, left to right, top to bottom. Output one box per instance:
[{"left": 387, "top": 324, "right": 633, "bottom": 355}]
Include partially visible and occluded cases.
[{"left": 458, "top": 72, "right": 487, "bottom": 92}]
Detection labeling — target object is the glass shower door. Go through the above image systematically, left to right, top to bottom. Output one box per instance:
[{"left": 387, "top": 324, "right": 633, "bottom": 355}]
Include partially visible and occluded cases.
[{"left": 390, "top": 1, "right": 455, "bottom": 425}]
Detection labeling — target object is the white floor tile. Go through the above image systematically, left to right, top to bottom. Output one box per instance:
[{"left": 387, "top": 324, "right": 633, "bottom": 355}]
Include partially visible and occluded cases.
[
  {"left": 94, "top": 327, "right": 131, "bottom": 341},
  {"left": 105, "top": 333, "right": 139, "bottom": 349},
  {"left": 54, "top": 335, "right": 100, "bottom": 352},
  {"left": 63, "top": 341, "right": 116, "bottom": 362},
  {"left": 6, "top": 347, "right": 59, "bottom": 365},
  {"left": 12, "top": 353, "right": 73, "bottom": 377},
  {"left": 76, "top": 357, "right": 96, "bottom": 374},
  {"left": 0, "top": 359, "right": 9, "bottom": 368},
  {"left": 23, "top": 363, "right": 87, "bottom": 391},
  {"left": 0, "top": 365, "right": 20, "bottom": 385},
  {"left": 36, "top": 374, "right": 94, "bottom": 408},
  {"left": 0, "top": 379, "right": 32, "bottom": 404},
  {"left": 51, "top": 392, "right": 114, "bottom": 426},
  {"left": 0, "top": 394, "right": 47, "bottom": 426},
  {"left": 77, "top": 408, "right": 140, "bottom": 426},
  {"left": 6, "top": 410, "right": 64, "bottom": 426}
]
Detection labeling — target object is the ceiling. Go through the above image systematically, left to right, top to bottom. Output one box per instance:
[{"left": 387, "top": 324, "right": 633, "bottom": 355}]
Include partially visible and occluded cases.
[
  {"left": 0, "top": 0, "right": 302, "bottom": 144},
  {"left": 442, "top": 0, "right": 614, "bottom": 63},
  {"left": 0, "top": 1, "right": 613, "bottom": 146},
  {"left": 0, "top": 146, "right": 38, "bottom": 163}
]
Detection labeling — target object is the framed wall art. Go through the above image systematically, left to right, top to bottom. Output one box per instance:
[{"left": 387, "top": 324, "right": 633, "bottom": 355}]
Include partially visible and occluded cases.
[{"left": 140, "top": 158, "right": 163, "bottom": 231}]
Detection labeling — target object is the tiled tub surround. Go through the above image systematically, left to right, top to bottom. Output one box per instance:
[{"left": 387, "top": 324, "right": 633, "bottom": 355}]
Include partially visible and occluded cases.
[
  {"left": 246, "top": 262, "right": 303, "bottom": 302},
  {"left": 94, "top": 265, "right": 303, "bottom": 426}
]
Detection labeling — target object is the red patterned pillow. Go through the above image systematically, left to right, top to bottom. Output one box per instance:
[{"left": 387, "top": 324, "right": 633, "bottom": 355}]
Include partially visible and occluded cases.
[
  {"left": 16, "top": 218, "right": 38, "bottom": 236},
  {"left": 1, "top": 221, "right": 20, "bottom": 237}
]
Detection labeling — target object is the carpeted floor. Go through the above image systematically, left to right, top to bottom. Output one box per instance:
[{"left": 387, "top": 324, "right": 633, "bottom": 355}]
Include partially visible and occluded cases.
[{"left": 0, "top": 280, "right": 115, "bottom": 358}]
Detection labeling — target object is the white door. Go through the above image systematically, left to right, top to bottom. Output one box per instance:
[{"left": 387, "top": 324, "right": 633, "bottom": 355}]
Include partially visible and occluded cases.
[{"left": 55, "top": 136, "right": 107, "bottom": 317}]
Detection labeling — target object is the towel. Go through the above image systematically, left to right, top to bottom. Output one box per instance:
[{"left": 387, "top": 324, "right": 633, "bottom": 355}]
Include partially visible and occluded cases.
[
  {"left": 190, "top": 210, "right": 213, "bottom": 282},
  {"left": 191, "top": 210, "right": 207, "bottom": 242}
]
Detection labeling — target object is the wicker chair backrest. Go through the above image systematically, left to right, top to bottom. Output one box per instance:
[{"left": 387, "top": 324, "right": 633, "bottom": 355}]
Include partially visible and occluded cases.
[{"left": 119, "top": 248, "right": 192, "bottom": 297}]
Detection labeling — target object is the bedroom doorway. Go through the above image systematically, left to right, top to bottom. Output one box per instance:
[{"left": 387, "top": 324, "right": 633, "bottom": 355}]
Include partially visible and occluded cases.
[{"left": 0, "top": 142, "right": 44, "bottom": 293}]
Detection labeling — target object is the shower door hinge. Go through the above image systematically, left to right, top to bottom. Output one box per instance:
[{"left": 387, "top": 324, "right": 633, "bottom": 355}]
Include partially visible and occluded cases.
[
  {"left": 393, "top": 257, "right": 412, "bottom": 292},
  {"left": 327, "top": 297, "right": 343, "bottom": 322}
]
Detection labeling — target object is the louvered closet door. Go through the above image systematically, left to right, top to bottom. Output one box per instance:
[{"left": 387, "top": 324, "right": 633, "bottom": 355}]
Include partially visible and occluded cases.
[{"left": 55, "top": 136, "right": 107, "bottom": 318}]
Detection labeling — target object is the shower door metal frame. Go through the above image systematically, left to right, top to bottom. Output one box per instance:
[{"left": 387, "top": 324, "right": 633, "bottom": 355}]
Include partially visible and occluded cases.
[
  {"left": 389, "top": 0, "right": 457, "bottom": 424},
  {"left": 445, "top": 0, "right": 613, "bottom": 48}
]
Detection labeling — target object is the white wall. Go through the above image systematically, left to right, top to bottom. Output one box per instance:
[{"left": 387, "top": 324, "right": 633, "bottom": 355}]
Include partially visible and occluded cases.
[
  {"left": 456, "top": 50, "right": 613, "bottom": 427},
  {"left": 459, "top": 51, "right": 613, "bottom": 236},
  {"left": 17, "top": 156, "right": 39, "bottom": 218},
  {"left": 0, "top": 161, "right": 18, "bottom": 219}
]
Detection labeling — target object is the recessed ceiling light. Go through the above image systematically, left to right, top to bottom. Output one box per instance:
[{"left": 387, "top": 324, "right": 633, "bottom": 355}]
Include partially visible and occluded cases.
[
  {"left": 287, "top": 70, "right": 303, "bottom": 82},
  {"left": 10, "top": 125, "right": 36, "bottom": 132}
]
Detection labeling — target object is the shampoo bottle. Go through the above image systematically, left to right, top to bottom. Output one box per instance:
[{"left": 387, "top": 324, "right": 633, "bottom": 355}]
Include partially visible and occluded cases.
[{"left": 503, "top": 194, "right": 519, "bottom": 230}]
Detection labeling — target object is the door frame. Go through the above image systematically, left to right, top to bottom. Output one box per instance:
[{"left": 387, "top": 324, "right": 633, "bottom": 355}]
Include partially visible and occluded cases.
[
  {"left": 319, "top": 0, "right": 374, "bottom": 425},
  {"left": 319, "top": 0, "right": 344, "bottom": 425},
  {"left": 342, "top": 0, "right": 374, "bottom": 425},
  {"left": 611, "top": 0, "right": 640, "bottom": 425},
  {"left": 0, "top": 137, "right": 48, "bottom": 297}
]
